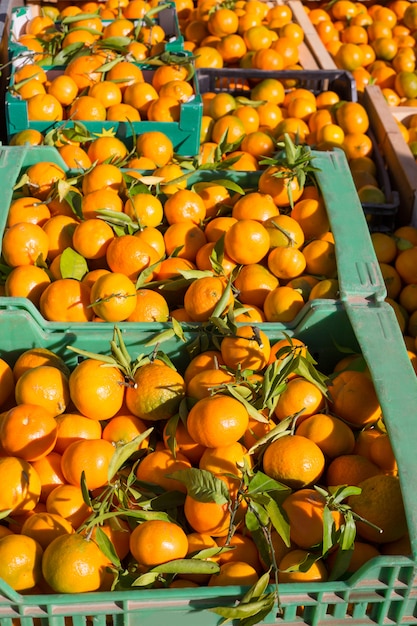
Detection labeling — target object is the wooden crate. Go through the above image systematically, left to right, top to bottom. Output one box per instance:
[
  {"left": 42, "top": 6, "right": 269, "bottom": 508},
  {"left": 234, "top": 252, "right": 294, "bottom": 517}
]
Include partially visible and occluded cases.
[
  {"left": 289, "top": 0, "right": 338, "bottom": 70},
  {"left": 364, "top": 85, "right": 417, "bottom": 227}
]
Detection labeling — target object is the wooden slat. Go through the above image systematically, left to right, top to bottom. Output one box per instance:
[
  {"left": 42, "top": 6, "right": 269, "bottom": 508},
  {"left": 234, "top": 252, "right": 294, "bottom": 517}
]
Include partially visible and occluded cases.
[
  {"left": 289, "top": 0, "right": 337, "bottom": 70},
  {"left": 364, "top": 85, "right": 417, "bottom": 226}
]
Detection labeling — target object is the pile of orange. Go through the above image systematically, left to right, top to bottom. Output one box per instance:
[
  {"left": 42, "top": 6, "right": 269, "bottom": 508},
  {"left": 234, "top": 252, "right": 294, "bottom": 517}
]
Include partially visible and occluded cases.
[
  {"left": 14, "top": 0, "right": 183, "bottom": 65},
  {"left": 180, "top": 0, "right": 305, "bottom": 71},
  {"left": 306, "top": 0, "right": 417, "bottom": 102},
  {"left": 11, "top": 58, "right": 195, "bottom": 124},
  {"left": 1, "top": 130, "right": 343, "bottom": 324},
  {"left": 370, "top": 226, "right": 417, "bottom": 356},
  {"left": 0, "top": 325, "right": 409, "bottom": 593}
]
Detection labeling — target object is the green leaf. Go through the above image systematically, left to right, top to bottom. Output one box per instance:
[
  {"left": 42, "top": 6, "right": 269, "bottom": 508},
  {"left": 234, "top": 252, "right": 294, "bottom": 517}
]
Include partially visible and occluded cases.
[
  {"left": 59, "top": 247, "right": 88, "bottom": 280},
  {"left": 171, "top": 317, "right": 186, "bottom": 342},
  {"left": 144, "top": 328, "right": 176, "bottom": 347},
  {"left": 223, "top": 383, "right": 269, "bottom": 423},
  {"left": 163, "top": 414, "right": 180, "bottom": 458},
  {"left": 107, "top": 430, "right": 153, "bottom": 480},
  {"left": 169, "top": 468, "right": 230, "bottom": 504},
  {"left": 246, "top": 470, "right": 290, "bottom": 497},
  {"left": 140, "top": 489, "right": 186, "bottom": 512},
  {"left": 265, "top": 496, "right": 291, "bottom": 548},
  {"left": 247, "top": 500, "right": 270, "bottom": 527},
  {"left": 322, "top": 505, "right": 336, "bottom": 555},
  {"left": 340, "top": 510, "right": 357, "bottom": 550},
  {"left": 94, "top": 526, "right": 121, "bottom": 567},
  {"left": 327, "top": 547, "right": 354, "bottom": 582},
  {"left": 151, "top": 559, "right": 220, "bottom": 575},
  {"left": 132, "top": 571, "right": 160, "bottom": 587},
  {"left": 241, "top": 571, "right": 270, "bottom": 603},
  {"left": 209, "top": 594, "right": 276, "bottom": 622}
]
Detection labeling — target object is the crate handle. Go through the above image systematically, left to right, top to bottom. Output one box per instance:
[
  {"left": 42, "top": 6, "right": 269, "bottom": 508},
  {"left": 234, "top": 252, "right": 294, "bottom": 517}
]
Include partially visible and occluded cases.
[
  {"left": 313, "top": 149, "right": 387, "bottom": 302},
  {"left": 345, "top": 301, "right": 417, "bottom": 559},
  {"left": 0, "top": 577, "right": 24, "bottom": 603}
]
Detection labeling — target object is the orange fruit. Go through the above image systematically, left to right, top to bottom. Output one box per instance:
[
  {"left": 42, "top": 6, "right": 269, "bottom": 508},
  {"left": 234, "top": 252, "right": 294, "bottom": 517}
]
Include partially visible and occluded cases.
[
  {"left": 65, "top": 54, "right": 105, "bottom": 90},
  {"left": 27, "top": 93, "right": 64, "bottom": 122},
  {"left": 86, "top": 136, "right": 128, "bottom": 164},
  {"left": 81, "top": 163, "right": 124, "bottom": 195},
  {"left": 258, "top": 165, "right": 303, "bottom": 207},
  {"left": 81, "top": 188, "right": 123, "bottom": 219},
  {"left": 164, "top": 189, "right": 207, "bottom": 225},
  {"left": 232, "top": 192, "right": 279, "bottom": 222},
  {"left": 124, "top": 193, "right": 163, "bottom": 228},
  {"left": 7, "top": 196, "right": 51, "bottom": 227},
  {"left": 291, "top": 197, "right": 330, "bottom": 240},
  {"left": 264, "top": 214, "right": 305, "bottom": 250},
  {"left": 72, "top": 218, "right": 115, "bottom": 260},
  {"left": 224, "top": 219, "right": 270, "bottom": 265},
  {"left": 2, "top": 222, "right": 49, "bottom": 267},
  {"left": 163, "top": 222, "right": 207, "bottom": 261},
  {"left": 106, "top": 234, "right": 158, "bottom": 281},
  {"left": 267, "top": 246, "right": 307, "bottom": 281},
  {"left": 395, "top": 246, "right": 417, "bottom": 284},
  {"left": 233, "top": 263, "right": 278, "bottom": 308},
  {"left": 4, "top": 265, "right": 51, "bottom": 308},
  {"left": 90, "top": 272, "right": 137, "bottom": 322},
  {"left": 183, "top": 275, "right": 232, "bottom": 322},
  {"left": 40, "top": 278, "right": 94, "bottom": 322},
  {"left": 263, "top": 285, "right": 305, "bottom": 323},
  {"left": 126, "top": 289, "right": 169, "bottom": 322},
  {"left": 220, "top": 324, "right": 271, "bottom": 371},
  {"left": 12, "top": 348, "right": 69, "bottom": 382},
  {"left": 183, "top": 350, "right": 225, "bottom": 384},
  {"left": 0, "top": 358, "right": 14, "bottom": 408},
  {"left": 69, "top": 358, "right": 125, "bottom": 421},
  {"left": 125, "top": 361, "right": 186, "bottom": 421},
  {"left": 186, "top": 368, "right": 235, "bottom": 400},
  {"left": 328, "top": 370, "right": 381, "bottom": 428},
  {"left": 274, "top": 377, "right": 325, "bottom": 423},
  {"left": 187, "top": 394, "right": 249, "bottom": 447},
  {"left": 1, "top": 403, "right": 58, "bottom": 461},
  {"left": 102, "top": 413, "right": 149, "bottom": 448},
  {"left": 296, "top": 413, "right": 355, "bottom": 458},
  {"left": 262, "top": 434, "right": 325, "bottom": 489},
  {"left": 61, "top": 438, "right": 115, "bottom": 491},
  {"left": 199, "top": 441, "right": 251, "bottom": 492},
  {"left": 135, "top": 448, "right": 192, "bottom": 493},
  {"left": 31, "top": 451, "right": 66, "bottom": 502},
  {"left": 326, "top": 453, "right": 381, "bottom": 487},
  {"left": 0, "top": 456, "right": 41, "bottom": 513},
  {"left": 348, "top": 474, "right": 408, "bottom": 543},
  {"left": 45, "top": 484, "right": 92, "bottom": 529},
  {"left": 282, "top": 488, "right": 342, "bottom": 549},
  {"left": 184, "top": 495, "right": 230, "bottom": 537},
  {"left": 21, "top": 511, "right": 73, "bottom": 550},
  {"left": 129, "top": 520, "right": 188, "bottom": 567},
  {"left": 42, "top": 533, "right": 113, "bottom": 593},
  {"left": 215, "top": 533, "right": 261, "bottom": 571},
  {"left": 0, "top": 534, "right": 43, "bottom": 592},
  {"left": 278, "top": 549, "right": 327, "bottom": 582},
  {"left": 208, "top": 561, "right": 258, "bottom": 587}
]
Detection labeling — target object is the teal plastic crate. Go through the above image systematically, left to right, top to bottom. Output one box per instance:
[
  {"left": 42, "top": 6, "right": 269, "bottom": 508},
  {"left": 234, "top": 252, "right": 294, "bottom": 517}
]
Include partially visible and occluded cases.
[
  {"left": 8, "top": 2, "right": 184, "bottom": 59},
  {"left": 5, "top": 64, "right": 202, "bottom": 154},
  {"left": 0, "top": 144, "right": 386, "bottom": 328},
  {"left": 1, "top": 299, "right": 417, "bottom": 624}
]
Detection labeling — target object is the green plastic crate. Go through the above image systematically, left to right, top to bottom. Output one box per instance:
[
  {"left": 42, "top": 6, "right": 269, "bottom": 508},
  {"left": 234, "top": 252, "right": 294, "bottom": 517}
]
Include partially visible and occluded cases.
[
  {"left": 8, "top": 2, "right": 184, "bottom": 59},
  {"left": 5, "top": 65, "right": 202, "bottom": 154},
  {"left": 0, "top": 144, "right": 386, "bottom": 332},
  {"left": 1, "top": 299, "right": 417, "bottom": 624}
]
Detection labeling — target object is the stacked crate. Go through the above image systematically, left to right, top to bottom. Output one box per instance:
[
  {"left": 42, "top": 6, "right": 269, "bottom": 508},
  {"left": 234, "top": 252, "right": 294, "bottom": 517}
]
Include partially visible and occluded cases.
[{"left": 0, "top": 1, "right": 417, "bottom": 625}]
